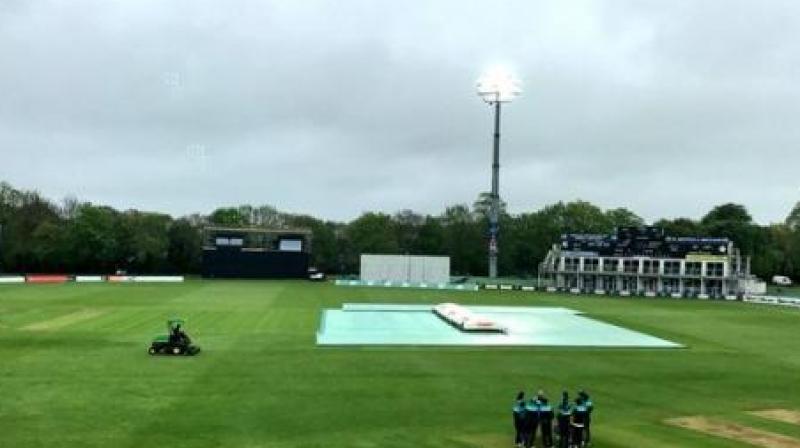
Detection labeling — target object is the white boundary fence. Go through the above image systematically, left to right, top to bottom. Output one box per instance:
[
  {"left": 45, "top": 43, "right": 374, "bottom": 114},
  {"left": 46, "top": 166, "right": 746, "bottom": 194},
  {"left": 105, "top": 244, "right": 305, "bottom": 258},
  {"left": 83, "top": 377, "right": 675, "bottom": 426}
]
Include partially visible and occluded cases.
[
  {"left": 1, "top": 275, "right": 186, "bottom": 284},
  {"left": 0, "top": 276, "right": 25, "bottom": 284},
  {"left": 75, "top": 276, "right": 104, "bottom": 283},
  {"left": 108, "top": 276, "right": 184, "bottom": 283},
  {"left": 744, "top": 295, "right": 800, "bottom": 308}
]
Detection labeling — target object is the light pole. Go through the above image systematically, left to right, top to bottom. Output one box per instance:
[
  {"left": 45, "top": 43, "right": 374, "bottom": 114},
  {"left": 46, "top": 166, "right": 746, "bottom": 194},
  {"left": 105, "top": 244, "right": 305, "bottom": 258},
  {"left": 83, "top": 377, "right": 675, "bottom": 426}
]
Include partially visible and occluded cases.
[{"left": 477, "top": 67, "right": 521, "bottom": 279}]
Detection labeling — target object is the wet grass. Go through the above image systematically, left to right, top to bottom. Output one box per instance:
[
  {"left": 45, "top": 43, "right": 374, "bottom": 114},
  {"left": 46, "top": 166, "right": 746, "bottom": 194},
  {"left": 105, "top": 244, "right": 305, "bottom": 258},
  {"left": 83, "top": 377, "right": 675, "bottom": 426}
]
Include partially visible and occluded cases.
[{"left": 1, "top": 281, "right": 799, "bottom": 447}]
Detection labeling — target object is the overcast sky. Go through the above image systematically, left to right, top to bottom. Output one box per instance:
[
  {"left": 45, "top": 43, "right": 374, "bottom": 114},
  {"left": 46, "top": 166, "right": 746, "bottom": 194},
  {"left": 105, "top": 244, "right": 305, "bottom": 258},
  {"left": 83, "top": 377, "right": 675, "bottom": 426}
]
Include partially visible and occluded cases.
[{"left": 1, "top": 1, "right": 798, "bottom": 224}]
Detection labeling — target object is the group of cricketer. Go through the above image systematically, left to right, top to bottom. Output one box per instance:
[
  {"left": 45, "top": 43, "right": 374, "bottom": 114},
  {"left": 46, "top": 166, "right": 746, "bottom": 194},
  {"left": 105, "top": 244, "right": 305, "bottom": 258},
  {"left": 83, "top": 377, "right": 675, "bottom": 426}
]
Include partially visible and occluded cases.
[{"left": 512, "top": 390, "right": 593, "bottom": 448}]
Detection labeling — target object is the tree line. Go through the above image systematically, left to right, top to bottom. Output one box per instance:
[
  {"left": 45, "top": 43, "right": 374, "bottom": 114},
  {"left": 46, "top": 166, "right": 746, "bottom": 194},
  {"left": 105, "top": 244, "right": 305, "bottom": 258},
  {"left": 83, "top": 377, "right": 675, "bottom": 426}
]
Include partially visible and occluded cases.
[{"left": 1, "top": 181, "right": 799, "bottom": 280}]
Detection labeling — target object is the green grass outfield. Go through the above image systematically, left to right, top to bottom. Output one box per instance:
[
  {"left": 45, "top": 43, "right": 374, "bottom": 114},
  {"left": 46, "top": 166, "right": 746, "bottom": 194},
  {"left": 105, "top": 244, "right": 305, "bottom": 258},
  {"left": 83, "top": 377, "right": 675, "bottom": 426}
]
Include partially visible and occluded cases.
[{"left": 2, "top": 281, "right": 800, "bottom": 447}]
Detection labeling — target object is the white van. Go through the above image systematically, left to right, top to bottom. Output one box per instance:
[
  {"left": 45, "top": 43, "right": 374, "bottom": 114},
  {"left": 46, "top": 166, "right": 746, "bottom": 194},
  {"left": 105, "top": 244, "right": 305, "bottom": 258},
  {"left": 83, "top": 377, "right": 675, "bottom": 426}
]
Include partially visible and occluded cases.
[{"left": 772, "top": 275, "right": 793, "bottom": 286}]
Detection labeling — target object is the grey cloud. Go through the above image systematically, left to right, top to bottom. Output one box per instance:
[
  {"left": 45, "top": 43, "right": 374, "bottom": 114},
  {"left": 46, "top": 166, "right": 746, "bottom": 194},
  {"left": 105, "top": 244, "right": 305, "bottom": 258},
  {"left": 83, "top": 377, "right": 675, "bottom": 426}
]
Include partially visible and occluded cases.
[{"left": 1, "top": 0, "right": 798, "bottom": 223}]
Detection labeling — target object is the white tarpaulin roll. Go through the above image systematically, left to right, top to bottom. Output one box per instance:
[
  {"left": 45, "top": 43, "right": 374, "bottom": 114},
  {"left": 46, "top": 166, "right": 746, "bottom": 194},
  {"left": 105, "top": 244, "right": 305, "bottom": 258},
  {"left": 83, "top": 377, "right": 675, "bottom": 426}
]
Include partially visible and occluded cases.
[{"left": 433, "top": 303, "right": 506, "bottom": 332}]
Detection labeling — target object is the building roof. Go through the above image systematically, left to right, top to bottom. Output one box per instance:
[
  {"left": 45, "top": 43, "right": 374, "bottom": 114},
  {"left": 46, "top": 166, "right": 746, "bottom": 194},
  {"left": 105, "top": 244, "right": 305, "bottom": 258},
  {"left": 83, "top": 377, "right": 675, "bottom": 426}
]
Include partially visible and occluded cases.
[{"left": 203, "top": 226, "right": 312, "bottom": 235}]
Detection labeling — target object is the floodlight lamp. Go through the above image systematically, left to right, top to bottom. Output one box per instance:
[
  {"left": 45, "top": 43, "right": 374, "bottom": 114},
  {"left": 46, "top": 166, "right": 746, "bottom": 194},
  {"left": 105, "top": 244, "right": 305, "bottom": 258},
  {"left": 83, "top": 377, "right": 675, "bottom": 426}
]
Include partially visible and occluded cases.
[{"left": 477, "top": 66, "right": 521, "bottom": 103}]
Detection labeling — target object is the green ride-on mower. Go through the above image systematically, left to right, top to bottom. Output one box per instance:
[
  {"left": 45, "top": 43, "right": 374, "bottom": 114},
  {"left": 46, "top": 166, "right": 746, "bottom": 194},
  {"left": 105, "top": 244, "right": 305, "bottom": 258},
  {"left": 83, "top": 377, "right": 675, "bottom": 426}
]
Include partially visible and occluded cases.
[{"left": 148, "top": 318, "right": 201, "bottom": 356}]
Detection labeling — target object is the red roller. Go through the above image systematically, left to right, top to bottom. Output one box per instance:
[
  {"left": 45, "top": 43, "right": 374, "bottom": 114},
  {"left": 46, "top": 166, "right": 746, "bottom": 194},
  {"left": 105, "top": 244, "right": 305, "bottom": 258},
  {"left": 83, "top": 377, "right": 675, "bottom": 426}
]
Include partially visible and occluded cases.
[{"left": 26, "top": 275, "right": 70, "bottom": 284}]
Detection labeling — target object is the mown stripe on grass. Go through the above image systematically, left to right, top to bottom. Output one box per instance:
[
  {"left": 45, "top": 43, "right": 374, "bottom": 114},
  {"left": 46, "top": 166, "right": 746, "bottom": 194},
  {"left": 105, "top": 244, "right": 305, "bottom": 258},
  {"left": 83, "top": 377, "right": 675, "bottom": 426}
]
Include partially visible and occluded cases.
[
  {"left": 75, "top": 308, "right": 167, "bottom": 337},
  {"left": 22, "top": 309, "right": 106, "bottom": 331},
  {"left": 751, "top": 410, "right": 800, "bottom": 426},
  {"left": 666, "top": 416, "right": 800, "bottom": 447},
  {"left": 447, "top": 432, "right": 508, "bottom": 447}
]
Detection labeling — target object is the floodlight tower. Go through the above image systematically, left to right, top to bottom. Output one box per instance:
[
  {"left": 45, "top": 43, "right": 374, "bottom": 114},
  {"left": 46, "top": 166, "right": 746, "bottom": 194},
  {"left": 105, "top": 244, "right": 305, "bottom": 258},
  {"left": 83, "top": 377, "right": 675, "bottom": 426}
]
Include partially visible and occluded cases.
[{"left": 477, "top": 67, "right": 521, "bottom": 279}]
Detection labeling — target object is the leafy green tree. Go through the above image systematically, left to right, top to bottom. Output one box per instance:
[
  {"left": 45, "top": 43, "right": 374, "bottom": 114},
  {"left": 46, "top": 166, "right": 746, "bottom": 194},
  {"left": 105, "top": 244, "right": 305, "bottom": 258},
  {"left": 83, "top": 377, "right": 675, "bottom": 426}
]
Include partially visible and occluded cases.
[
  {"left": 3, "top": 178, "right": 800, "bottom": 281},
  {"left": 0, "top": 182, "right": 24, "bottom": 219},
  {"left": 472, "top": 191, "right": 507, "bottom": 218},
  {"left": 1, "top": 192, "right": 62, "bottom": 272},
  {"left": 561, "top": 200, "right": 613, "bottom": 234},
  {"left": 786, "top": 202, "right": 800, "bottom": 231},
  {"left": 701, "top": 203, "right": 757, "bottom": 255},
  {"left": 701, "top": 203, "right": 753, "bottom": 227},
  {"left": 65, "top": 204, "right": 122, "bottom": 273},
  {"left": 253, "top": 205, "right": 286, "bottom": 228},
  {"left": 441, "top": 205, "right": 484, "bottom": 275},
  {"left": 209, "top": 207, "right": 246, "bottom": 226},
  {"left": 605, "top": 208, "right": 645, "bottom": 228},
  {"left": 393, "top": 209, "right": 424, "bottom": 254},
  {"left": 119, "top": 211, "right": 172, "bottom": 273},
  {"left": 504, "top": 211, "right": 558, "bottom": 277},
  {"left": 343, "top": 213, "right": 399, "bottom": 271},
  {"left": 285, "top": 214, "right": 339, "bottom": 272},
  {"left": 415, "top": 217, "right": 446, "bottom": 256},
  {"left": 167, "top": 218, "right": 202, "bottom": 274},
  {"left": 653, "top": 218, "right": 704, "bottom": 237},
  {"left": 30, "top": 221, "right": 68, "bottom": 272},
  {"left": 748, "top": 224, "right": 794, "bottom": 280}
]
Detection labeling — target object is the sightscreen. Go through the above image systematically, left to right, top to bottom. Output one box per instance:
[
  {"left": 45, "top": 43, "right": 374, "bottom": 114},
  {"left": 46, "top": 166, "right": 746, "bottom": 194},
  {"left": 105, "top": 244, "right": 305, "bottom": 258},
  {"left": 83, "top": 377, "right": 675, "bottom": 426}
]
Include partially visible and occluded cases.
[{"left": 360, "top": 254, "right": 450, "bottom": 284}]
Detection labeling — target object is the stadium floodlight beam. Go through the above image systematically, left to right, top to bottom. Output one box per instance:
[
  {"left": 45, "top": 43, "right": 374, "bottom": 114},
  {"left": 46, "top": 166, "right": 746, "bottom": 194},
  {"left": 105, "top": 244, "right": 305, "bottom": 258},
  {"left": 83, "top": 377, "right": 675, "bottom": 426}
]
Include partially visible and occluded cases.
[{"left": 477, "top": 66, "right": 521, "bottom": 279}]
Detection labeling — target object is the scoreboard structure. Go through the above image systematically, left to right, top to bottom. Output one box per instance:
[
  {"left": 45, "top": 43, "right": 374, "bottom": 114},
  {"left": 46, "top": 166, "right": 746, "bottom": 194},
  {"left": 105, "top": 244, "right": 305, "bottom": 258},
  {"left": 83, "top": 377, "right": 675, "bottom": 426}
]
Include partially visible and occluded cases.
[
  {"left": 539, "top": 226, "right": 751, "bottom": 298},
  {"left": 560, "top": 226, "right": 732, "bottom": 258},
  {"left": 201, "top": 227, "right": 312, "bottom": 279}
]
